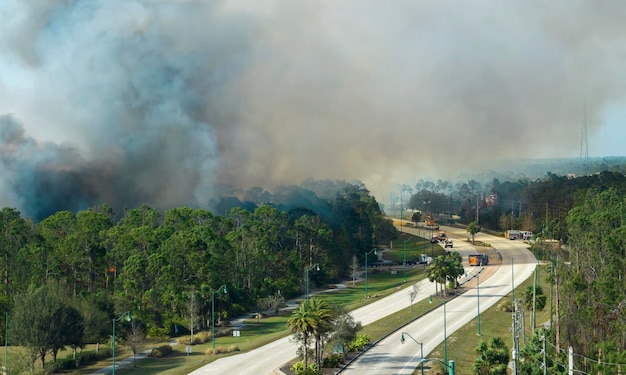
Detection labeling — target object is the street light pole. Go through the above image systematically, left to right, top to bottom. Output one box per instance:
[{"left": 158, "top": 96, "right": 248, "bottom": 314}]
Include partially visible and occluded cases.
[
  {"left": 430, "top": 226, "right": 434, "bottom": 258},
  {"left": 403, "top": 239, "right": 408, "bottom": 282},
  {"left": 365, "top": 248, "right": 377, "bottom": 298},
  {"left": 305, "top": 263, "right": 320, "bottom": 299},
  {"left": 477, "top": 273, "right": 481, "bottom": 336},
  {"left": 211, "top": 285, "right": 227, "bottom": 351},
  {"left": 444, "top": 299, "right": 447, "bottom": 365},
  {"left": 112, "top": 311, "right": 131, "bottom": 375},
  {"left": 4, "top": 312, "right": 7, "bottom": 373},
  {"left": 401, "top": 332, "right": 424, "bottom": 375},
  {"left": 419, "top": 358, "right": 455, "bottom": 375}
]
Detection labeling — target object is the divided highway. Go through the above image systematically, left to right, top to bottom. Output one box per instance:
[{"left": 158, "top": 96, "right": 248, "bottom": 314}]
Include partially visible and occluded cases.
[
  {"left": 339, "top": 225, "right": 536, "bottom": 374},
  {"left": 189, "top": 226, "right": 536, "bottom": 375}
]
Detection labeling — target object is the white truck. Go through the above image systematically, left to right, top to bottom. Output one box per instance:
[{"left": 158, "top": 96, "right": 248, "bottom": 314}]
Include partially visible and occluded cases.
[
  {"left": 506, "top": 230, "right": 521, "bottom": 240},
  {"left": 417, "top": 254, "right": 433, "bottom": 265}
]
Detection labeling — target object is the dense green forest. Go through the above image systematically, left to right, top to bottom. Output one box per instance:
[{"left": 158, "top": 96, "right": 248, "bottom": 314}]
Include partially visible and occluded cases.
[
  {"left": 1, "top": 170, "right": 626, "bottom": 373},
  {"left": 405, "top": 170, "right": 626, "bottom": 244},
  {"left": 401, "top": 171, "right": 626, "bottom": 372},
  {"left": 0, "top": 181, "right": 397, "bottom": 370}
]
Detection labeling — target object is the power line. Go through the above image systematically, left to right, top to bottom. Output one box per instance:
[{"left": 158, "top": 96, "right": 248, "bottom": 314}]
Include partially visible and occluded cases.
[{"left": 580, "top": 100, "right": 589, "bottom": 162}]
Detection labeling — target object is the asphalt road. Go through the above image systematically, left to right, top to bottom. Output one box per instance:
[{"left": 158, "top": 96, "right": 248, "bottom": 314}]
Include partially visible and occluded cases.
[
  {"left": 188, "top": 225, "right": 536, "bottom": 375},
  {"left": 339, "top": 225, "right": 537, "bottom": 374}
]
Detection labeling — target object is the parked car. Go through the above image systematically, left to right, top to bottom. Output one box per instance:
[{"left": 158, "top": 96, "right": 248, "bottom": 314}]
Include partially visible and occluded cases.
[{"left": 444, "top": 239, "right": 453, "bottom": 248}]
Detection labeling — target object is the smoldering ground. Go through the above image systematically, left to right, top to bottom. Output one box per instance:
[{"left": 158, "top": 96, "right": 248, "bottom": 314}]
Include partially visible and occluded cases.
[{"left": 1, "top": 1, "right": 626, "bottom": 219}]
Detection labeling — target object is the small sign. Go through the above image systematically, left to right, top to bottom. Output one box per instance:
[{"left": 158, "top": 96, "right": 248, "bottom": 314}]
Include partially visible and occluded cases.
[
  {"left": 233, "top": 330, "right": 240, "bottom": 337},
  {"left": 186, "top": 345, "right": 192, "bottom": 354}
]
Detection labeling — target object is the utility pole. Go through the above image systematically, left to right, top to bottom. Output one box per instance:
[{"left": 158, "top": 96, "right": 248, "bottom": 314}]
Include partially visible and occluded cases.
[
  {"left": 476, "top": 195, "right": 479, "bottom": 224},
  {"left": 532, "top": 268, "right": 537, "bottom": 335},
  {"left": 512, "top": 299, "right": 521, "bottom": 375},
  {"left": 542, "top": 334, "right": 547, "bottom": 375},
  {"left": 568, "top": 346, "right": 573, "bottom": 375}
]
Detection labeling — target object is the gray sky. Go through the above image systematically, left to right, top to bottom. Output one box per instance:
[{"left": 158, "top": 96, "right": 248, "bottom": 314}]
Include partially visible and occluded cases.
[{"left": 1, "top": 0, "right": 625, "bottom": 217}]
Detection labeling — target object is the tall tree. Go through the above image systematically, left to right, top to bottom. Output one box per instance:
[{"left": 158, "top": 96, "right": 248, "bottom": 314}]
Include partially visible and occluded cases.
[
  {"left": 467, "top": 221, "right": 481, "bottom": 244},
  {"left": 11, "top": 285, "right": 82, "bottom": 369},
  {"left": 308, "top": 297, "right": 335, "bottom": 369},
  {"left": 287, "top": 299, "right": 317, "bottom": 368}
]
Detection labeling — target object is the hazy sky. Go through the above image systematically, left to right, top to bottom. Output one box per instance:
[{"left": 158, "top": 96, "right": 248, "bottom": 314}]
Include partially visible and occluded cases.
[{"left": 1, "top": 0, "right": 625, "bottom": 218}]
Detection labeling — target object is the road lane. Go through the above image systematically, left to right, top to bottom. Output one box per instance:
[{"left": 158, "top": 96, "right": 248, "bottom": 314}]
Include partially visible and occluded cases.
[
  {"left": 189, "top": 227, "right": 535, "bottom": 375},
  {"left": 339, "top": 230, "right": 536, "bottom": 374}
]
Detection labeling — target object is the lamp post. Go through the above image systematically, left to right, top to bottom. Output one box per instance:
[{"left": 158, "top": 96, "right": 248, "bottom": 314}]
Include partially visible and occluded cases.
[
  {"left": 430, "top": 226, "right": 434, "bottom": 258},
  {"left": 403, "top": 238, "right": 409, "bottom": 282},
  {"left": 365, "top": 248, "right": 377, "bottom": 298},
  {"left": 305, "top": 263, "right": 320, "bottom": 299},
  {"left": 477, "top": 273, "right": 481, "bottom": 336},
  {"left": 211, "top": 285, "right": 227, "bottom": 351},
  {"left": 429, "top": 295, "right": 447, "bottom": 365},
  {"left": 444, "top": 299, "right": 447, "bottom": 365},
  {"left": 112, "top": 311, "right": 131, "bottom": 375},
  {"left": 4, "top": 312, "right": 7, "bottom": 374},
  {"left": 401, "top": 332, "right": 424, "bottom": 375},
  {"left": 419, "top": 358, "right": 455, "bottom": 375}
]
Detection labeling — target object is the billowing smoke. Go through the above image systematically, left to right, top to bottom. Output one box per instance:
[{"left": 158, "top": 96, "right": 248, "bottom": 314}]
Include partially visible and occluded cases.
[{"left": 1, "top": 1, "right": 626, "bottom": 220}]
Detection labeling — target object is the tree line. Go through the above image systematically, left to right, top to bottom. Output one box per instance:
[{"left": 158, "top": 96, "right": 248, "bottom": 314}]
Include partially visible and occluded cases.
[
  {"left": 405, "top": 170, "right": 626, "bottom": 243},
  {"left": 0, "top": 182, "right": 397, "bottom": 370}
]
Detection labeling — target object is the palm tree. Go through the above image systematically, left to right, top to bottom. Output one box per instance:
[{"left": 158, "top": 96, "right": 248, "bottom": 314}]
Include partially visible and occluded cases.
[
  {"left": 467, "top": 221, "right": 481, "bottom": 244},
  {"left": 444, "top": 252, "right": 465, "bottom": 290},
  {"left": 428, "top": 256, "right": 447, "bottom": 296},
  {"left": 308, "top": 298, "right": 335, "bottom": 369},
  {"left": 287, "top": 299, "right": 316, "bottom": 368}
]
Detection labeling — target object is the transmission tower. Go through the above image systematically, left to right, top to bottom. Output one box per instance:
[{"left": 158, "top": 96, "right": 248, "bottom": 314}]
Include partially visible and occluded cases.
[{"left": 580, "top": 103, "right": 589, "bottom": 162}]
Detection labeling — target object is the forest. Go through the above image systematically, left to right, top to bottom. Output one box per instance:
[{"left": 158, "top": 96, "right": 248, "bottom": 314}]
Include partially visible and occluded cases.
[
  {"left": 1, "top": 169, "right": 626, "bottom": 373},
  {"left": 0, "top": 181, "right": 398, "bottom": 370}
]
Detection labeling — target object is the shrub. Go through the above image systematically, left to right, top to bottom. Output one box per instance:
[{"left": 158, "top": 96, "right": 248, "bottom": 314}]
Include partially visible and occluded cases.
[
  {"left": 498, "top": 300, "right": 513, "bottom": 312},
  {"left": 147, "top": 326, "right": 170, "bottom": 338},
  {"left": 217, "top": 326, "right": 233, "bottom": 338},
  {"left": 178, "top": 330, "right": 213, "bottom": 345},
  {"left": 347, "top": 334, "right": 371, "bottom": 352},
  {"left": 150, "top": 344, "right": 174, "bottom": 358},
  {"left": 204, "top": 345, "right": 239, "bottom": 355},
  {"left": 205, "top": 346, "right": 227, "bottom": 355},
  {"left": 74, "top": 350, "right": 101, "bottom": 365},
  {"left": 323, "top": 353, "right": 344, "bottom": 368},
  {"left": 54, "top": 357, "right": 77, "bottom": 370},
  {"left": 43, "top": 361, "right": 60, "bottom": 374},
  {"left": 290, "top": 361, "right": 322, "bottom": 375}
]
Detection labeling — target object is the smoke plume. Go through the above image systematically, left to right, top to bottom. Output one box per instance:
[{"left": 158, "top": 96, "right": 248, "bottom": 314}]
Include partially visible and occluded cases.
[{"left": 1, "top": 1, "right": 626, "bottom": 219}]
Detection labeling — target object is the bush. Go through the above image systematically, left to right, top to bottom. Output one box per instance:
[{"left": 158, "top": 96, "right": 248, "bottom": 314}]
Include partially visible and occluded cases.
[
  {"left": 498, "top": 300, "right": 513, "bottom": 312},
  {"left": 147, "top": 326, "right": 170, "bottom": 338},
  {"left": 217, "top": 326, "right": 233, "bottom": 338},
  {"left": 178, "top": 330, "right": 213, "bottom": 345},
  {"left": 346, "top": 334, "right": 370, "bottom": 352},
  {"left": 150, "top": 344, "right": 174, "bottom": 358},
  {"left": 204, "top": 345, "right": 239, "bottom": 355},
  {"left": 62, "top": 349, "right": 110, "bottom": 369},
  {"left": 74, "top": 350, "right": 102, "bottom": 365},
  {"left": 323, "top": 353, "right": 344, "bottom": 368},
  {"left": 54, "top": 357, "right": 77, "bottom": 370},
  {"left": 44, "top": 361, "right": 60, "bottom": 373},
  {"left": 290, "top": 361, "right": 322, "bottom": 375}
]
